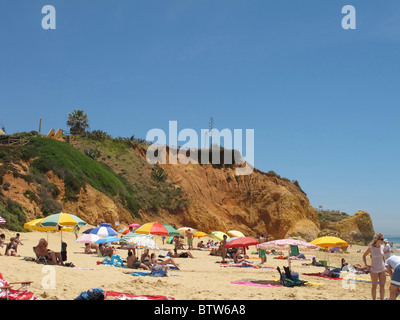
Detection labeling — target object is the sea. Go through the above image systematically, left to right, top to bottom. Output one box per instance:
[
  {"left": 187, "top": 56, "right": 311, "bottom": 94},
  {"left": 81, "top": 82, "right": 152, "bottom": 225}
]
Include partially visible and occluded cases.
[{"left": 386, "top": 235, "right": 400, "bottom": 255}]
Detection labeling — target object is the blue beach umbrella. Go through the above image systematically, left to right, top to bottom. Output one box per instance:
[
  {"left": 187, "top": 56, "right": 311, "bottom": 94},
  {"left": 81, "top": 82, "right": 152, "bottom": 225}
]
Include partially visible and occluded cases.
[
  {"left": 90, "top": 224, "right": 118, "bottom": 237},
  {"left": 95, "top": 236, "right": 120, "bottom": 244}
]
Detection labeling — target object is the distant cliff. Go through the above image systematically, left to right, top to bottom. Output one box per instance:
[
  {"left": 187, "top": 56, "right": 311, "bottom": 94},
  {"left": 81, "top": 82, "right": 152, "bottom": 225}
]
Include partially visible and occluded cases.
[{"left": 317, "top": 210, "right": 375, "bottom": 245}]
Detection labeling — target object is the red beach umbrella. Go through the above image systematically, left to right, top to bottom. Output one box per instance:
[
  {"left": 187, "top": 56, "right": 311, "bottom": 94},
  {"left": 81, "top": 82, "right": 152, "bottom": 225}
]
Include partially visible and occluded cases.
[{"left": 224, "top": 237, "right": 260, "bottom": 249}]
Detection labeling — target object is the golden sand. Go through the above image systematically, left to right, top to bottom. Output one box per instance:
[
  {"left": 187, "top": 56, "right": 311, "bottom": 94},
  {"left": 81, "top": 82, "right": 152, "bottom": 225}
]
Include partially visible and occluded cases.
[{"left": 0, "top": 227, "right": 392, "bottom": 300}]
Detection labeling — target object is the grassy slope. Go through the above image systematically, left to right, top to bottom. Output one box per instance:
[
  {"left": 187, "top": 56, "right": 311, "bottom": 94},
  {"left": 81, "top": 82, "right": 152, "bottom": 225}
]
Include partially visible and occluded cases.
[{"left": 29, "top": 137, "right": 140, "bottom": 217}]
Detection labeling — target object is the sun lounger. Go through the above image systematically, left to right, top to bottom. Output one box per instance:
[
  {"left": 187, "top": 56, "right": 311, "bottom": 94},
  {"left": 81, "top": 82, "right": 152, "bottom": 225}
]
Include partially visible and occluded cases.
[{"left": 0, "top": 273, "right": 37, "bottom": 300}]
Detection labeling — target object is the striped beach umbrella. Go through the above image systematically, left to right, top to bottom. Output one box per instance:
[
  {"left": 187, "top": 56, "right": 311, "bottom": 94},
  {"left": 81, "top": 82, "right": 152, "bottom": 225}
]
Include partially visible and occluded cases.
[
  {"left": 40, "top": 213, "right": 87, "bottom": 228},
  {"left": 0, "top": 216, "right": 6, "bottom": 224},
  {"left": 24, "top": 218, "right": 73, "bottom": 232},
  {"left": 134, "top": 222, "right": 180, "bottom": 236},
  {"left": 90, "top": 224, "right": 118, "bottom": 237},
  {"left": 120, "top": 232, "right": 154, "bottom": 243}
]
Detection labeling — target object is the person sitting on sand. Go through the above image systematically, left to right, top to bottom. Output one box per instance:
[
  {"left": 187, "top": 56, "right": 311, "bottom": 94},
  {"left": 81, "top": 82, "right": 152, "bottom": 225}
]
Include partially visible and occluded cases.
[
  {"left": 14, "top": 233, "right": 24, "bottom": 248},
  {"left": 0, "top": 234, "right": 7, "bottom": 256},
  {"left": 174, "top": 236, "right": 184, "bottom": 250},
  {"left": 5, "top": 237, "right": 20, "bottom": 257},
  {"left": 34, "top": 238, "right": 63, "bottom": 265},
  {"left": 197, "top": 241, "right": 206, "bottom": 249},
  {"left": 85, "top": 242, "right": 99, "bottom": 254},
  {"left": 99, "top": 243, "right": 114, "bottom": 257},
  {"left": 168, "top": 248, "right": 194, "bottom": 259},
  {"left": 141, "top": 249, "right": 150, "bottom": 262},
  {"left": 233, "top": 249, "right": 249, "bottom": 264},
  {"left": 127, "top": 251, "right": 149, "bottom": 270},
  {"left": 150, "top": 253, "right": 180, "bottom": 269}
]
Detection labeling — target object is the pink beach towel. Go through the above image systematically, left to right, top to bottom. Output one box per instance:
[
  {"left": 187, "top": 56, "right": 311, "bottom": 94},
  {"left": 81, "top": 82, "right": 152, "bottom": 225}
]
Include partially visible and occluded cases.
[
  {"left": 302, "top": 273, "right": 343, "bottom": 280},
  {"left": 231, "top": 281, "right": 282, "bottom": 287}
]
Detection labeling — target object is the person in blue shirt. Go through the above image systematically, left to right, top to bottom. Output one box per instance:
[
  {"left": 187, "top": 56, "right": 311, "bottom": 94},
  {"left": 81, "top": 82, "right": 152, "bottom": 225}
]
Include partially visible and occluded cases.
[{"left": 385, "top": 255, "right": 400, "bottom": 300}]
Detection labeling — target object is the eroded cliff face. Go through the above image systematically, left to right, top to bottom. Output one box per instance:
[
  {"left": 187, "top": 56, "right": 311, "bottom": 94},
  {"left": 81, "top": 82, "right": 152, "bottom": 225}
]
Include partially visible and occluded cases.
[{"left": 159, "top": 163, "right": 321, "bottom": 240}]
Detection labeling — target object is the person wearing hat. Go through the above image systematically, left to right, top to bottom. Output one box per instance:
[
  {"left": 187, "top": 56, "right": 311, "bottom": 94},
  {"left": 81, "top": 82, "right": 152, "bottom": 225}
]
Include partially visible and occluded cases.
[{"left": 383, "top": 239, "right": 392, "bottom": 259}]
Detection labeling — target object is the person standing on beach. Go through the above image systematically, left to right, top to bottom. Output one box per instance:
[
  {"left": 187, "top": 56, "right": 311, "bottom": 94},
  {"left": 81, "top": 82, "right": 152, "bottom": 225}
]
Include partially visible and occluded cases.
[
  {"left": 73, "top": 225, "right": 80, "bottom": 240},
  {"left": 186, "top": 229, "right": 194, "bottom": 250},
  {"left": 363, "top": 233, "right": 387, "bottom": 300},
  {"left": 220, "top": 235, "right": 228, "bottom": 263},
  {"left": 383, "top": 239, "right": 392, "bottom": 259},
  {"left": 385, "top": 255, "right": 400, "bottom": 300}
]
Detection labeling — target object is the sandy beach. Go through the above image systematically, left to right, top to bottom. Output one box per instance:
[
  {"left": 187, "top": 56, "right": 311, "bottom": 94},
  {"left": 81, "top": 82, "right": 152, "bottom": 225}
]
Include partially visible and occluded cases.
[{"left": 0, "top": 227, "right": 395, "bottom": 300}]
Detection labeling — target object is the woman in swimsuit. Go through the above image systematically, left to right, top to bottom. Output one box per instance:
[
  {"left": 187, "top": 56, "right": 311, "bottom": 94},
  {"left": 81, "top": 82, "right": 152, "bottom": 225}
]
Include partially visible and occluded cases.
[
  {"left": 363, "top": 233, "right": 387, "bottom": 300},
  {"left": 5, "top": 237, "right": 20, "bottom": 257}
]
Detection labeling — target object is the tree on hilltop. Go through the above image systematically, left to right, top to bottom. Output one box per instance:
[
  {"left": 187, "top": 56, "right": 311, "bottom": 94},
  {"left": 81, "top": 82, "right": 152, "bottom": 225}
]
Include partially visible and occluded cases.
[{"left": 67, "top": 109, "right": 89, "bottom": 135}]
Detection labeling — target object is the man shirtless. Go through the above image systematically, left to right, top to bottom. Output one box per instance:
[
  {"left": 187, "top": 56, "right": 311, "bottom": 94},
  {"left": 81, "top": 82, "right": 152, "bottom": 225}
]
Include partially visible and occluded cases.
[
  {"left": 185, "top": 229, "right": 194, "bottom": 250},
  {"left": 34, "top": 238, "right": 63, "bottom": 265},
  {"left": 127, "top": 250, "right": 149, "bottom": 270}
]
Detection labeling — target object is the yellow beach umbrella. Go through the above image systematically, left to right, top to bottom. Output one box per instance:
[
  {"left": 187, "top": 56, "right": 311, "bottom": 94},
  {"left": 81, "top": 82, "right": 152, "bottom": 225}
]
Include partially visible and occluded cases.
[
  {"left": 24, "top": 218, "right": 73, "bottom": 232},
  {"left": 177, "top": 227, "right": 197, "bottom": 233},
  {"left": 227, "top": 230, "right": 245, "bottom": 238},
  {"left": 194, "top": 231, "right": 208, "bottom": 238},
  {"left": 211, "top": 231, "right": 230, "bottom": 242},
  {"left": 310, "top": 236, "right": 348, "bottom": 248},
  {"left": 311, "top": 236, "right": 348, "bottom": 267}
]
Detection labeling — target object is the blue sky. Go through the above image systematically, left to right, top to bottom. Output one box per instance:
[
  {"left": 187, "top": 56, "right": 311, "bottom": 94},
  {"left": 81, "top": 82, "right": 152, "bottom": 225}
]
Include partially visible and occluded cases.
[{"left": 1, "top": 1, "right": 399, "bottom": 234}]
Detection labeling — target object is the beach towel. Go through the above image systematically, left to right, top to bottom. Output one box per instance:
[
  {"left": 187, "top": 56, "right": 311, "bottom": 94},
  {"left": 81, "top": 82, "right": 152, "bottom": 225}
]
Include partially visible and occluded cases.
[
  {"left": 101, "top": 255, "right": 124, "bottom": 267},
  {"left": 220, "top": 262, "right": 274, "bottom": 269},
  {"left": 124, "top": 272, "right": 181, "bottom": 277},
  {"left": 303, "top": 273, "right": 343, "bottom": 280},
  {"left": 231, "top": 281, "right": 282, "bottom": 287},
  {"left": 104, "top": 291, "right": 175, "bottom": 300}
]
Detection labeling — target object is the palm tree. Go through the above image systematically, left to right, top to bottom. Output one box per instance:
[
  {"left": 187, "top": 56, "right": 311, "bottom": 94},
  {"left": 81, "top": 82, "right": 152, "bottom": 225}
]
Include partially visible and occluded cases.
[{"left": 67, "top": 109, "right": 89, "bottom": 135}]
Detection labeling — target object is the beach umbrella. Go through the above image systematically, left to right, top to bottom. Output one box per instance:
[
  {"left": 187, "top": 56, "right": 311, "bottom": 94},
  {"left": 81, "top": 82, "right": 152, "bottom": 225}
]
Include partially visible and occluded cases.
[
  {"left": 40, "top": 213, "right": 87, "bottom": 228},
  {"left": 0, "top": 216, "right": 6, "bottom": 224},
  {"left": 24, "top": 218, "right": 73, "bottom": 244},
  {"left": 134, "top": 222, "right": 180, "bottom": 236},
  {"left": 129, "top": 223, "right": 141, "bottom": 229},
  {"left": 90, "top": 224, "right": 118, "bottom": 237},
  {"left": 177, "top": 227, "right": 197, "bottom": 234},
  {"left": 83, "top": 228, "right": 94, "bottom": 234},
  {"left": 118, "top": 229, "right": 131, "bottom": 235},
  {"left": 227, "top": 230, "right": 245, "bottom": 238},
  {"left": 194, "top": 231, "right": 208, "bottom": 238},
  {"left": 211, "top": 231, "right": 230, "bottom": 242},
  {"left": 120, "top": 232, "right": 154, "bottom": 243},
  {"left": 76, "top": 234, "right": 101, "bottom": 244},
  {"left": 95, "top": 236, "right": 120, "bottom": 244},
  {"left": 126, "top": 236, "right": 159, "bottom": 250},
  {"left": 310, "top": 236, "right": 348, "bottom": 248},
  {"left": 224, "top": 237, "right": 259, "bottom": 249},
  {"left": 310, "top": 237, "right": 348, "bottom": 266},
  {"left": 259, "top": 238, "right": 319, "bottom": 270},
  {"left": 259, "top": 238, "right": 319, "bottom": 250}
]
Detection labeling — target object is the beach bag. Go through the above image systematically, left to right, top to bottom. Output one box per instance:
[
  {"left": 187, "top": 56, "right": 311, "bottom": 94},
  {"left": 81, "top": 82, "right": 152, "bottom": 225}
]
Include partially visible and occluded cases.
[
  {"left": 150, "top": 264, "right": 168, "bottom": 277},
  {"left": 75, "top": 288, "right": 104, "bottom": 300}
]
